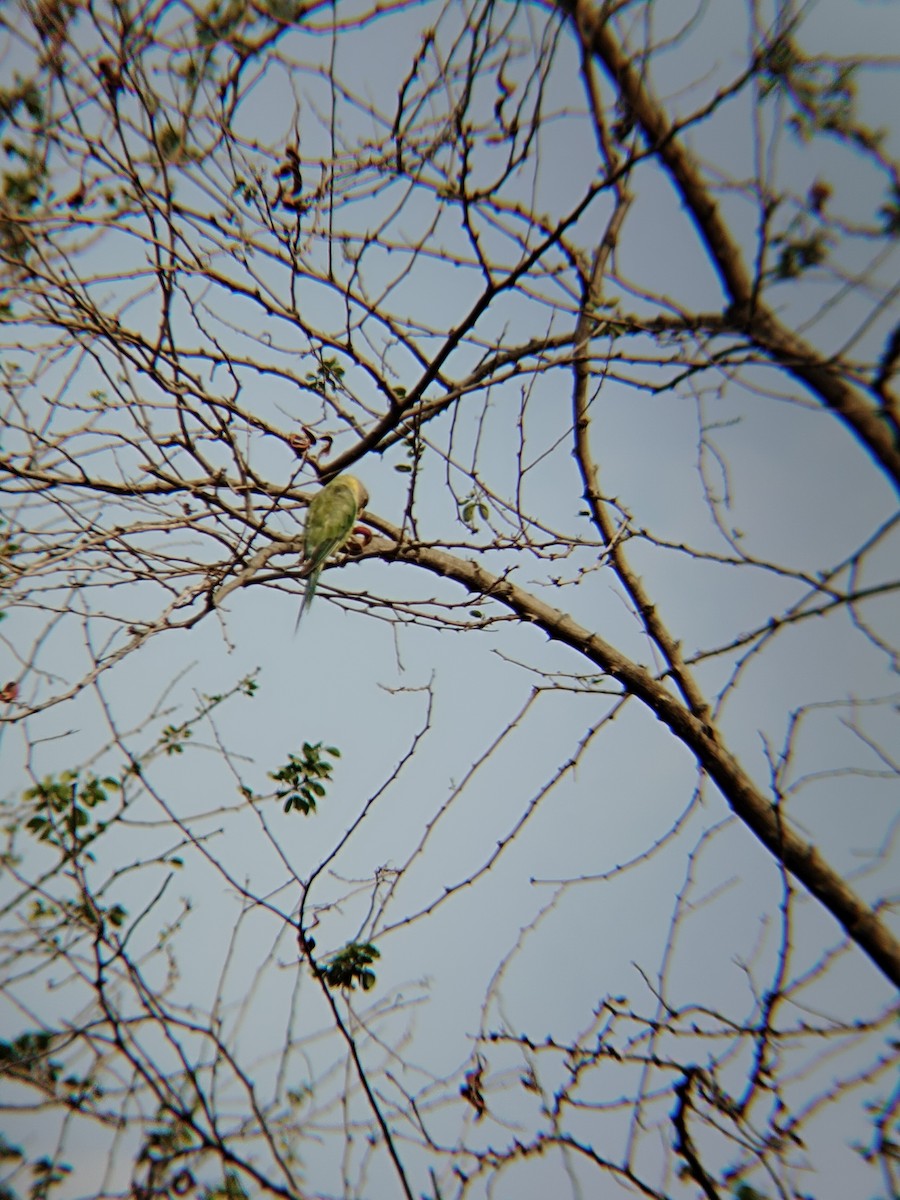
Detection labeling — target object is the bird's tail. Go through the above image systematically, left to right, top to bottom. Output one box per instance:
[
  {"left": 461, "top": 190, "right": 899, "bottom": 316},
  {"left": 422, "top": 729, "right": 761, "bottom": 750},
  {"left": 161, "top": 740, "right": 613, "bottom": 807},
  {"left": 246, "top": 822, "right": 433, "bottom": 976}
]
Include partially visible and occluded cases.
[{"left": 293, "top": 568, "right": 320, "bottom": 633}]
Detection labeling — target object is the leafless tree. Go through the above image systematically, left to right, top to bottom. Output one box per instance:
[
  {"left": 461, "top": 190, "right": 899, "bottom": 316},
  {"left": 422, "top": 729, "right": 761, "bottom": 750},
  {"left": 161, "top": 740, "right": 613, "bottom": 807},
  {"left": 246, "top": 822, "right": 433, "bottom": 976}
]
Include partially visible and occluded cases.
[{"left": 1, "top": 2, "right": 898, "bottom": 1198}]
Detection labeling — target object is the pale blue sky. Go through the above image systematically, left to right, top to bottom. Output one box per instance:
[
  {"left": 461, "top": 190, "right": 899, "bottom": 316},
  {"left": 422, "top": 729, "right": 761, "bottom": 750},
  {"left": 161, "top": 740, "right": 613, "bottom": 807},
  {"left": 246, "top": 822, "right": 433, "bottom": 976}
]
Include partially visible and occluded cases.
[{"left": 1, "top": 2, "right": 898, "bottom": 1197}]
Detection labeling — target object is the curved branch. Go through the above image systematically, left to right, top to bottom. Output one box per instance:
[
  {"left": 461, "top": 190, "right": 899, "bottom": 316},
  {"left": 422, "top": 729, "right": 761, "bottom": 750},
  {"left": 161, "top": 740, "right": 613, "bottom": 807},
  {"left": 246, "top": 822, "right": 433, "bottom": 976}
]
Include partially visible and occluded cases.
[
  {"left": 557, "top": 1, "right": 900, "bottom": 493},
  {"left": 373, "top": 532, "right": 900, "bottom": 988}
]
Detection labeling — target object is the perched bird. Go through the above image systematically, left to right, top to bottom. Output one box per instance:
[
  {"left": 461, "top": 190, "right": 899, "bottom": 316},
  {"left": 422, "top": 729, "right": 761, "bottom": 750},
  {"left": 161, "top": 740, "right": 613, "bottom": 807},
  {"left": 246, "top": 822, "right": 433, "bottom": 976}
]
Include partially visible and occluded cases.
[{"left": 295, "top": 474, "right": 369, "bottom": 629}]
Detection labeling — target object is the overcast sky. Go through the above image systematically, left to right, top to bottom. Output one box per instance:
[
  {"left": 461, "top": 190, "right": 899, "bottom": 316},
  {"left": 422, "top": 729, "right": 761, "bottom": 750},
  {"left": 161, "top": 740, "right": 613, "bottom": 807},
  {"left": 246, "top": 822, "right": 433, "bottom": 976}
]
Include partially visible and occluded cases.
[{"left": 1, "top": 2, "right": 898, "bottom": 1198}]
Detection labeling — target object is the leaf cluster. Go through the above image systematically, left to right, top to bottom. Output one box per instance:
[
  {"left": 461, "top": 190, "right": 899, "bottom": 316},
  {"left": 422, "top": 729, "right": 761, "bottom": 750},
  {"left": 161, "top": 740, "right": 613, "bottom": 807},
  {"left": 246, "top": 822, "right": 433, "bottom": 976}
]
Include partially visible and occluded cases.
[
  {"left": 758, "top": 35, "right": 874, "bottom": 145},
  {"left": 270, "top": 741, "right": 340, "bottom": 814},
  {"left": 23, "top": 772, "right": 118, "bottom": 853},
  {"left": 322, "top": 941, "right": 380, "bottom": 992}
]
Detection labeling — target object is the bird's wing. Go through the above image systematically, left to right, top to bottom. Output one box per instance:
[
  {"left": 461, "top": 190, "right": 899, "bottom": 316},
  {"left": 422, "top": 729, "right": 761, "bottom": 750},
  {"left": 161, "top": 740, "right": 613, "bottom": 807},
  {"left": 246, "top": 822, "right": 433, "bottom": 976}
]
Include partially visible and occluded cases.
[
  {"left": 295, "top": 478, "right": 366, "bottom": 630},
  {"left": 303, "top": 479, "right": 361, "bottom": 565},
  {"left": 299, "top": 534, "right": 345, "bottom": 578}
]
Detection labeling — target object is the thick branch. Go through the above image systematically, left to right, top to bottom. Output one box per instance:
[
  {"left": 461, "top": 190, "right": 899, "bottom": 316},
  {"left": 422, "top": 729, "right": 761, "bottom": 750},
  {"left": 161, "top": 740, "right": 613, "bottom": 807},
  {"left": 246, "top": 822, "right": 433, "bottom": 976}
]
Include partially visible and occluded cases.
[
  {"left": 557, "top": 1, "right": 900, "bottom": 493},
  {"left": 379, "top": 534, "right": 900, "bottom": 989}
]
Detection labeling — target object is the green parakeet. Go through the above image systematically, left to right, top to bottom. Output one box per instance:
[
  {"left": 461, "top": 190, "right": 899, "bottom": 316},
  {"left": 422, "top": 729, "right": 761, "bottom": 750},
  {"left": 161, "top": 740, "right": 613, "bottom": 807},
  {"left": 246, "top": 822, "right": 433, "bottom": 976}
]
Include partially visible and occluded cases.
[{"left": 295, "top": 474, "right": 369, "bottom": 629}]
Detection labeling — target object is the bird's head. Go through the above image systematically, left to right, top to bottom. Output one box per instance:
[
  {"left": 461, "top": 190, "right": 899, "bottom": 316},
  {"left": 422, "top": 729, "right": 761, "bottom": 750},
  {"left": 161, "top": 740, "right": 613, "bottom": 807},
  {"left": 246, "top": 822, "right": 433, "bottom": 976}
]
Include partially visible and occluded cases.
[{"left": 343, "top": 475, "right": 369, "bottom": 511}]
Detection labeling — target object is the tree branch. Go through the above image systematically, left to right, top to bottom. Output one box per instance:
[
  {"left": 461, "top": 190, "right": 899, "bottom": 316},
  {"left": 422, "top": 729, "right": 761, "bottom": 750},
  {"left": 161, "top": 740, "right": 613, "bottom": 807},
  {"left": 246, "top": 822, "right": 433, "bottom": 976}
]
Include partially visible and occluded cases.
[
  {"left": 557, "top": 1, "right": 900, "bottom": 494},
  {"left": 377, "top": 532, "right": 900, "bottom": 988}
]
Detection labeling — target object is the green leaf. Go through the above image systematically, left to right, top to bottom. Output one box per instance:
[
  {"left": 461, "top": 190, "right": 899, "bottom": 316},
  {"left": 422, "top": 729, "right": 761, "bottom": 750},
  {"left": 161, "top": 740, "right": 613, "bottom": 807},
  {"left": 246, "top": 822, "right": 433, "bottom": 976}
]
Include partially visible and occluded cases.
[
  {"left": 107, "top": 904, "right": 128, "bottom": 928},
  {"left": 322, "top": 941, "right": 380, "bottom": 991}
]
